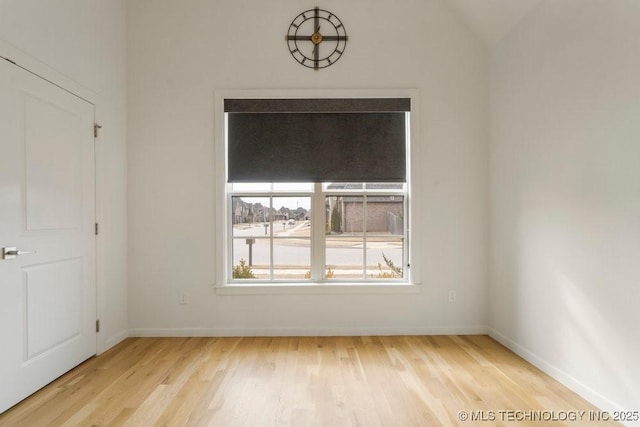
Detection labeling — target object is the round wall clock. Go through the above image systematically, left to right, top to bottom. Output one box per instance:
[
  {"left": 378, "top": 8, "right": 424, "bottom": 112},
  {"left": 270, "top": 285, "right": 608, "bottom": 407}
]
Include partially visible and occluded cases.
[{"left": 286, "top": 7, "right": 348, "bottom": 70}]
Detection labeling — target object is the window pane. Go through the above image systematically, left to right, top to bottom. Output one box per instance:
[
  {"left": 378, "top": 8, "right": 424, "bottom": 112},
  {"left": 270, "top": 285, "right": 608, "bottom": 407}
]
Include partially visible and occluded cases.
[
  {"left": 229, "top": 182, "right": 407, "bottom": 283},
  {"left": 325, "top": 196, "right": 364, "bottom": 236},
  {"left": 365, "top": 196, "right": 404, "bottom": 236},
  {"left": 232, "top": 197, "right": 271, "bottom": 237},
  {"left": 273, "top": 197, "right": 311, "bottom": 237},
  {"left": 325, "top": 236, "right": 364, "bottom": 280},
  {"left": 232, "top": 238, "right": 270, "bottom": 280},
  {"left": 366, "top": 238, "right": 404, "bottom": 279},
  {"left": 273, "top": 239, "right": 310, "bottom": 280}
]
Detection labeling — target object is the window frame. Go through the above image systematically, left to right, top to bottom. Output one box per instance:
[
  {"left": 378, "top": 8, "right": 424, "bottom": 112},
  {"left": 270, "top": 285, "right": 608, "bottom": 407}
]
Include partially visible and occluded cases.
[{"left": 214, "top": 89, "right": 422, "bottom": 293}]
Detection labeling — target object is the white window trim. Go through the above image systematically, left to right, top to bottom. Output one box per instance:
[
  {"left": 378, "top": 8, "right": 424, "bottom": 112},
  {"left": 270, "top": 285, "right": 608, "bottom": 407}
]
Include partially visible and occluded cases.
[{"left": 213, "top": 89, "right": 422, "bottom": 295}]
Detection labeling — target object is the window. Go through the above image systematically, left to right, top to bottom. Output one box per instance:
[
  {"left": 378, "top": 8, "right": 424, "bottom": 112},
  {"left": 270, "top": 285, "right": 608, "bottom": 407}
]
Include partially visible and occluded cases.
[
  {"left": 216, "top": 93, "right": 418, "bottom": 287},
  {"left": 228, "top": 182, "right": 407, "bottom": 282},
  {"left": 229, "top": 183, "right": 313, "bottom": 281}
]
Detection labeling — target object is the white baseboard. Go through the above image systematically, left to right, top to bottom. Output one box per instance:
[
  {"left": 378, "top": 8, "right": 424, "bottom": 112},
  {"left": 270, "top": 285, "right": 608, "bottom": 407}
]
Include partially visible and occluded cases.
[
  {"left": 128, "top": 325, "right": 489, "bottom": 337},
  {"left": 488, "top": 328, "right": 629, "bottom": 421}
]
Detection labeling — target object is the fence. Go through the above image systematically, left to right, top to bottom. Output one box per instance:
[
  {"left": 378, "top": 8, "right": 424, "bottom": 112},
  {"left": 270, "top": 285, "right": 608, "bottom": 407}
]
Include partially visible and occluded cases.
[{"left": 386, "top": 211, "right": 403, "bottom": 235}]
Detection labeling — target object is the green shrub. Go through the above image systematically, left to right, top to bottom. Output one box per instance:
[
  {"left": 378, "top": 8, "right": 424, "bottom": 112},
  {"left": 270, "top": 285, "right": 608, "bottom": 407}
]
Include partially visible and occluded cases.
[
  {"left": 233, "top": 258, "right": 256, "bottom": 279},
  {"left": 304, "top": 266, "right": 335, "bottom": 279},
  {"left": 325, "top": 266, "right": 335, "bottom": 279}
]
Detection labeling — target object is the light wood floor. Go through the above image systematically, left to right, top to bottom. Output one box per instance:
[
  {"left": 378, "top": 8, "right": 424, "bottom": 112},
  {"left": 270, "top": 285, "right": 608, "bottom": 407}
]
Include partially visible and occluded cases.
[{"left": 0, "top": 336, "right": 618, "bottom": 427}]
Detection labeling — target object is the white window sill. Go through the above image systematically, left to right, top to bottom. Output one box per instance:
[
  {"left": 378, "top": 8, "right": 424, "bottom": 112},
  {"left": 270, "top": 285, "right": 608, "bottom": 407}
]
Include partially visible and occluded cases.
[{"left": 214, "top": 282, "right": 422, "bottom": 296}]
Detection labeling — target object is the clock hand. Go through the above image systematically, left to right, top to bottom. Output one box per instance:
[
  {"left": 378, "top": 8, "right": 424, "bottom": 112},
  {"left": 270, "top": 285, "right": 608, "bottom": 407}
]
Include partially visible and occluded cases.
[{"left": 314, "top": 40, "right": 319, "bottom": 65}]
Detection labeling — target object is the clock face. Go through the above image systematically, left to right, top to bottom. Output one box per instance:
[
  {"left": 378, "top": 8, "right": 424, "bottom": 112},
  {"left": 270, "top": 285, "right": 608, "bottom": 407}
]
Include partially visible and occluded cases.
[{"left": 286, "top": 8, "right": 348, "bottom": 70}]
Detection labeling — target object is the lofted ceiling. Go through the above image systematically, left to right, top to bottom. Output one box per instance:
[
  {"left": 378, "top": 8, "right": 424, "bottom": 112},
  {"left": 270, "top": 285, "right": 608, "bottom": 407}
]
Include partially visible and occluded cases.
[{"left": 447, "top": 0, "right": 543, "bottom": 47}]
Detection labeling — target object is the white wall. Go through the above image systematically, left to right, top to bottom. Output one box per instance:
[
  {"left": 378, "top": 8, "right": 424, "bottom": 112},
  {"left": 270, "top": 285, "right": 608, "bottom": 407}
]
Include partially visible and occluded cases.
[
  {"left": 0, "top": 0, "right": 128, "bottom": 352},
  {"left": 127, "top": 0, "right": 489, "bottom": 335},
  {"left": 490, "top": 0, "right": 640, "bottom": 413}
]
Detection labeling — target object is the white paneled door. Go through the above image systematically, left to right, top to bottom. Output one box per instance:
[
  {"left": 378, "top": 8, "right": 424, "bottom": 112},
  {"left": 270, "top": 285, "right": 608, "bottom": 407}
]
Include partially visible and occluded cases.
[{"left": 0, "top": 59, "right": 96, "bottom": 413}]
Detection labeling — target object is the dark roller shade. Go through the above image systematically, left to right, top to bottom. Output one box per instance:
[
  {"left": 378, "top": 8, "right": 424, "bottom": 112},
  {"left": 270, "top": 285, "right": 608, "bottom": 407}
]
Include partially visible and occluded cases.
[
  {"left": 224, "top": 98, "right": 410, "bottom": 113},
  {"left": 226, "top": 98, "right": 409, "bottom": 183}
]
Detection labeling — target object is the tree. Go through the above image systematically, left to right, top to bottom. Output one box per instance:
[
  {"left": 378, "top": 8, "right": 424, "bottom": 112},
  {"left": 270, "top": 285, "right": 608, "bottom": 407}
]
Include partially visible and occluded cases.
[{"left": 330, "top": 206, "right": 341, "bottom": 233}]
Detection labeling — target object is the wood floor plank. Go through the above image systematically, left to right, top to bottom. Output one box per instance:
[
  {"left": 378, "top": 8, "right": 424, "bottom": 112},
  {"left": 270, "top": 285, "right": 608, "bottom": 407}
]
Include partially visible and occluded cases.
[{"left": 0, "top": 336, "right": 620, "bottom": 427}]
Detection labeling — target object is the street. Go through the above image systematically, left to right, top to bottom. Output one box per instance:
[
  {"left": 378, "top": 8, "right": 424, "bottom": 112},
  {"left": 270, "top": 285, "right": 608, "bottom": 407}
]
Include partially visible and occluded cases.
[{"left": 232, "top": 221, "right": 403, "bottom": 279}]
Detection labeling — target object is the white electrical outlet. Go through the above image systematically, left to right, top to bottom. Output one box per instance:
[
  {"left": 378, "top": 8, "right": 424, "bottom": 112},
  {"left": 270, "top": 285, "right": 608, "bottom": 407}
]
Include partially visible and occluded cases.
[
  {"left": 448, "top": 290, "right": 457, "bottom": 303},
  {"left": 179, "top": 292, "right": 188, "bottom": 305}
]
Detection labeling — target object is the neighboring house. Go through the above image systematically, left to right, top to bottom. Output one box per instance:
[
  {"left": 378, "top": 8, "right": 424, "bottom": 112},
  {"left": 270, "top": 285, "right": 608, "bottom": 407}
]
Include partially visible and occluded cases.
[
  {"left": 325, "top": 184, "right": 403, "bottom": 234},
  {"left": 341, "top": 196, "right": 403, "bottom": 234},
  {"left": 231, "top": 198, "right": 251, "bottom": 224},
  {"left": 232, "top": 198, "right": 308, "bottom": 224}
]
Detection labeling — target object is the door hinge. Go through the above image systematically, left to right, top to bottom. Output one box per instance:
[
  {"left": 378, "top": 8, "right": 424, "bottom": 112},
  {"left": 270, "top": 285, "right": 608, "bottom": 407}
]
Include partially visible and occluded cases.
[
  {"left": 94, "top": 123, "right": 102, "bottom": 138},
  {"left": 95, "top": 222, "right": 99, "bottom": 235},
  {"left": 96, "top": 319, "right": 100, "bottom": 333}
]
